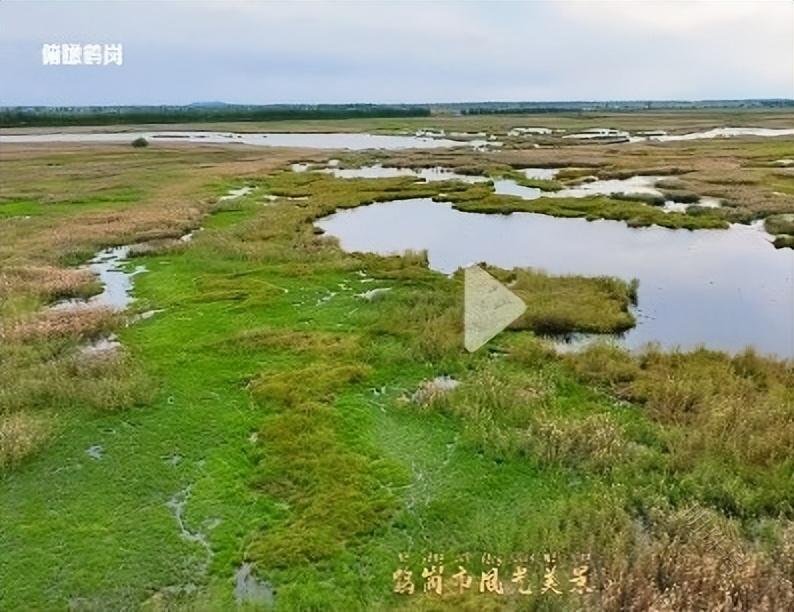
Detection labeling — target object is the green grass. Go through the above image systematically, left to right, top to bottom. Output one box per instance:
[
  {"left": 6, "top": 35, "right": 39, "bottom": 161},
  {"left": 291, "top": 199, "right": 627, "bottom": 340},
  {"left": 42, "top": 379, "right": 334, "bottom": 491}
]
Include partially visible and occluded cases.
[
  {"left": 2, "top": 141, "right": 794, "bottom": 610},
  {"left": 494, "top": 168, "right": 564, "bottom": 192},
  {"left": 443, "top": 183, "right": 728, "bottom": 230},
  {"left": 0, "top": 187, "right": 144, "bottom": 218},
  {"left": 483, "top": 266, "right": 637, "bottom": 334}
]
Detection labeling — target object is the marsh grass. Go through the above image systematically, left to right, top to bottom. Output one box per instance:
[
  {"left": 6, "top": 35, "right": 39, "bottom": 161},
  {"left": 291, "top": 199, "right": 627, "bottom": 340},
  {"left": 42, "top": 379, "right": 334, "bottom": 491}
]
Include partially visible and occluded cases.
[
  {"left": 2, "top": 130, "right": 794, "bottom": 609},
  {"left": 0, "top": 146, "right": 299, "bottom": 480},
  {"left": 600, "top": 166, "right": 688, "bottom": 179},
  {"left": 496, "top": 168, "right": 564, "bottom": 191},
  {"left": 444, "top": 183, "right": 729, "bottom": 230},
  {"left": 660, "top": 189, "right": 701, "bottom": 203},
  {"left": 611, "top": 192, "right": 667, "bottom": 206},
  {"left": 765, "top": 213, "right": 794, "bottom": 245},
  {"left": 774, "top": 234, "right": 794, "bottom": 248},
  {"left": 0, "top": 265, "right": 99, "bottom": 303},
  {"left": 489, "top": 266, "right": 636, "bottom": 334},
  {"left": 0, "top": 306, "right": 119, "bottom": 343},
  {"left": 404, "top": 334, "right": 794, "bottom": 606},
  {"left": 0, "top": 340, "right": 152, "bottom": 418},
  {"left": 567, "top": 345, "right": 794, "bottom": 514},
  {"left": 416, "top": 365, "right": 627, "bottom": 471},
  {"left": 0, "top": 411, "right": 52, "bottom": 470},
  {"left": 592, "top": 505, "right": 794, "bottom": 611}
]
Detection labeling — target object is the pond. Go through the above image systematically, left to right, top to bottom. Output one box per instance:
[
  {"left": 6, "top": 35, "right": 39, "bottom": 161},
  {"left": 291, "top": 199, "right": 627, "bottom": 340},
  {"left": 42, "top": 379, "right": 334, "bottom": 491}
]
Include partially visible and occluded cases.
[
  {"left": 0, "top": 131, "right": 483, "bottom": 150},
  {"left": 493, "top": 171, "right": 721, "bottom": 211},
  {"left": 316, "top": 198, "right": 794, "bottom": 359}
]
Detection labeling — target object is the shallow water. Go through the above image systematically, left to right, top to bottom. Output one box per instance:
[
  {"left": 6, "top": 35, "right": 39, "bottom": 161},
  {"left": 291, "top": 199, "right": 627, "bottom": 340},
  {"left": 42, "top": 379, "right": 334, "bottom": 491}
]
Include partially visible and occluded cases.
[
  {"left": 6, "top": 126, "right": 791, "bottom": 149},
  {"left": 561, "top": 126, "right": 794, "bottom": 143},
  {"left": 509, "top": 127, "right": 552, "bottom": 136},
  {"left": 649, "top": 127, "right": 794, "bottom": 142},
  {"left": 564, "top": 128, "right": 630, "bottom": 140},
  {"left": 0, "top": 130, "right": 480, "bottom": 150},
  {"left": 321, "top": 164, "right": 489, "bottom": 183},
  {"left": 493, "top": 173, "right": 719, "bottom": 210},
  {"left": 493, "top": 175, "right": 665, "bottom": 200},
  {"left": 555, "top": 175, "right": 663, "bottom": 198},
  {"left": 492, "top": 179, "right": 543, "bottom": 199},
  {"left": 218, "top": 186, "right": 254, "bottom": 201},
  {"left": 662, "top": 196, "right": 722, "bottom": 213},
  {"left": 316, "top": 198, "right": 794, "bottom": 358},
  {"left": 52, "top": 223, "right": 202, "bottom": 313},
  {"left": 52, "top": 246, "right": 142, "bottom": 311},
  {"left": 234, "top": 563, "right": 274, "bottom": 606}
]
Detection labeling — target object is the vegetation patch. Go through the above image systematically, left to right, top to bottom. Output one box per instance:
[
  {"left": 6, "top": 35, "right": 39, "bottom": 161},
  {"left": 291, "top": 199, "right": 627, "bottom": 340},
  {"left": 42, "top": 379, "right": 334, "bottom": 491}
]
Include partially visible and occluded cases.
[
  {"left": 494, "top": 168, "right": 564, "bottom": 191},
  {"left": 443, "top": 183, "right": 728, "bottom": 229},
  {"left": 481, "top": 266, "right": 637, "bottom": 334},
  {"left": 0, "top": 411, "right": 53, "bottom": 470}
]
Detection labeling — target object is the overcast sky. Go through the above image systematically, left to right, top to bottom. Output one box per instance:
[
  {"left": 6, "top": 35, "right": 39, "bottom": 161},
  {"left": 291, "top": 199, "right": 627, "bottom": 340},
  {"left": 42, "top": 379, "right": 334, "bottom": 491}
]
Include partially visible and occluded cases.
[{"left": 1, "top": 0, "right": 792, "bottom": 106}]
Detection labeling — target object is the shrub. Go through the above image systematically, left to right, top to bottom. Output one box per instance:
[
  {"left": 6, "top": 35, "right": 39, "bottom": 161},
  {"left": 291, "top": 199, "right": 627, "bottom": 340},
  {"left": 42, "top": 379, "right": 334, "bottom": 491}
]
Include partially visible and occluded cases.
[
  {"left": 131, "top": 137, "right": 148, "bottom": 148},
  {"left": 0, "top": 412, "right": 52, "bottom": 470}
]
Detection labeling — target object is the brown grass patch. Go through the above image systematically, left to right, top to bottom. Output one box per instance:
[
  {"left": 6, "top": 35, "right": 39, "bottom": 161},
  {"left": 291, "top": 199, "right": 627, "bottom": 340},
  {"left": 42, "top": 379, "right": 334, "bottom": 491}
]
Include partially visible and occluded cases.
[
  {"left": 0, "top": 265, "right": 97, "bottom": 302},
  {"left": 1, "top": 306, "right": 119, "bottom": 343},
  {"left": 568, "top": 346, "right": 794, "bottom": 468},
  {"left": 0, "top": 411, "right": 52, "bottom": 470},
  {"left": 596, "top": 506, "right": 794, "bottom": 611}
]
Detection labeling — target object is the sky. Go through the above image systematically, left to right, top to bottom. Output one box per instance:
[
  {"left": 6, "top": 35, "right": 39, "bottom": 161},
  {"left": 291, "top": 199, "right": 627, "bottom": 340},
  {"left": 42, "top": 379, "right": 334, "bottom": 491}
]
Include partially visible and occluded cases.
[{"left": 1, "top": 0, "right": 792, "bottom": 106}]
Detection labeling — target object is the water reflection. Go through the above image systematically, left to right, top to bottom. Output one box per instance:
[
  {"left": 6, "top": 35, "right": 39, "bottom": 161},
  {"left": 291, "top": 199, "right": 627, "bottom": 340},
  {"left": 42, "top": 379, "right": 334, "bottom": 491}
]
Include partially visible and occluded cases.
[
  {"left": 320, "top": 164, "right": 488, "bottom": 183},
  {"left": 493, "top": 172, "right": 720, "bottom": 211},
  {"left": 316, "top": 198, "right": 794, "bottom": 358},
  {"left": 52, "top": 246, "right": 142, "bottom": 311}
]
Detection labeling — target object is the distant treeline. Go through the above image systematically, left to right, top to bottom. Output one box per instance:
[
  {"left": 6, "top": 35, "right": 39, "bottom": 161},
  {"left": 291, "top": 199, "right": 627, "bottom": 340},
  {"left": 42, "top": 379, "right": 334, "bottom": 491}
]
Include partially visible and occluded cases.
[
  {"left": 461, "top": 99, "right": 794, "bottom": 115},
  {"left": 3, "top": 100, "right": 792, "bottom": 127},
  {"left": 0, "top": 105, "right": 431, "bottom": 128},
  {"left": 462, "top": 107, "right": 572, "bottom": 115}
]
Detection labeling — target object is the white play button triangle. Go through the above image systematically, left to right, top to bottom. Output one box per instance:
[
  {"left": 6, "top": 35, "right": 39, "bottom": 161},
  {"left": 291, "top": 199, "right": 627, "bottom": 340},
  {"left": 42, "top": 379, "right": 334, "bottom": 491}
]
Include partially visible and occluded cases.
[{"left": 464, "top": 265, "right": 527, "bottom": 352}]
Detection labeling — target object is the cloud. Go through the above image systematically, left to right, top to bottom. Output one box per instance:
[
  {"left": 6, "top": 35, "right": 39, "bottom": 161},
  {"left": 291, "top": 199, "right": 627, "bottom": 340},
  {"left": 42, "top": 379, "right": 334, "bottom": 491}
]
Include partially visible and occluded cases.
[{"left": 0, "top": 0, "right": 791, "bottom": 105}]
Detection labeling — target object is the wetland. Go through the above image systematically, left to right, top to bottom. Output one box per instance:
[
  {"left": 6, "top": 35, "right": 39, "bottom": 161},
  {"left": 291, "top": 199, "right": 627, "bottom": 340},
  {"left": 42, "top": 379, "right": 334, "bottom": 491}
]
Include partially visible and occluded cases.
[{"left": 2, "top": 109, "right": 794, "bottom": 611}]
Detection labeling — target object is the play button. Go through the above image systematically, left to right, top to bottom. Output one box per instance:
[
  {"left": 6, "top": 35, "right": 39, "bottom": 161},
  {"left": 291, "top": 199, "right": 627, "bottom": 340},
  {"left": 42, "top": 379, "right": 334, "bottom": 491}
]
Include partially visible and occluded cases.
[{"left": 464, "top": 265, "right": 527, "bottom": 352}]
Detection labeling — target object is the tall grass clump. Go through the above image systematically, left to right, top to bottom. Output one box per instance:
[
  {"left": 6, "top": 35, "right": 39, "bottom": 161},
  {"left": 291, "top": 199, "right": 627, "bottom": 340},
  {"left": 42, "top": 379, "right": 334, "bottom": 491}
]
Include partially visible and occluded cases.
[{"left": 0, "top": 411, "right": 52, "bottom": 470}]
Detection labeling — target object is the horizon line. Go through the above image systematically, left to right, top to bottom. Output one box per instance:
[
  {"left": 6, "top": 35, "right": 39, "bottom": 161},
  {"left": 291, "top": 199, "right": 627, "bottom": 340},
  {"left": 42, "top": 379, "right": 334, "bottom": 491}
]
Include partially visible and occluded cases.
[{"left": 3, "top": 97, "right": 794, "bottom": 110}]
